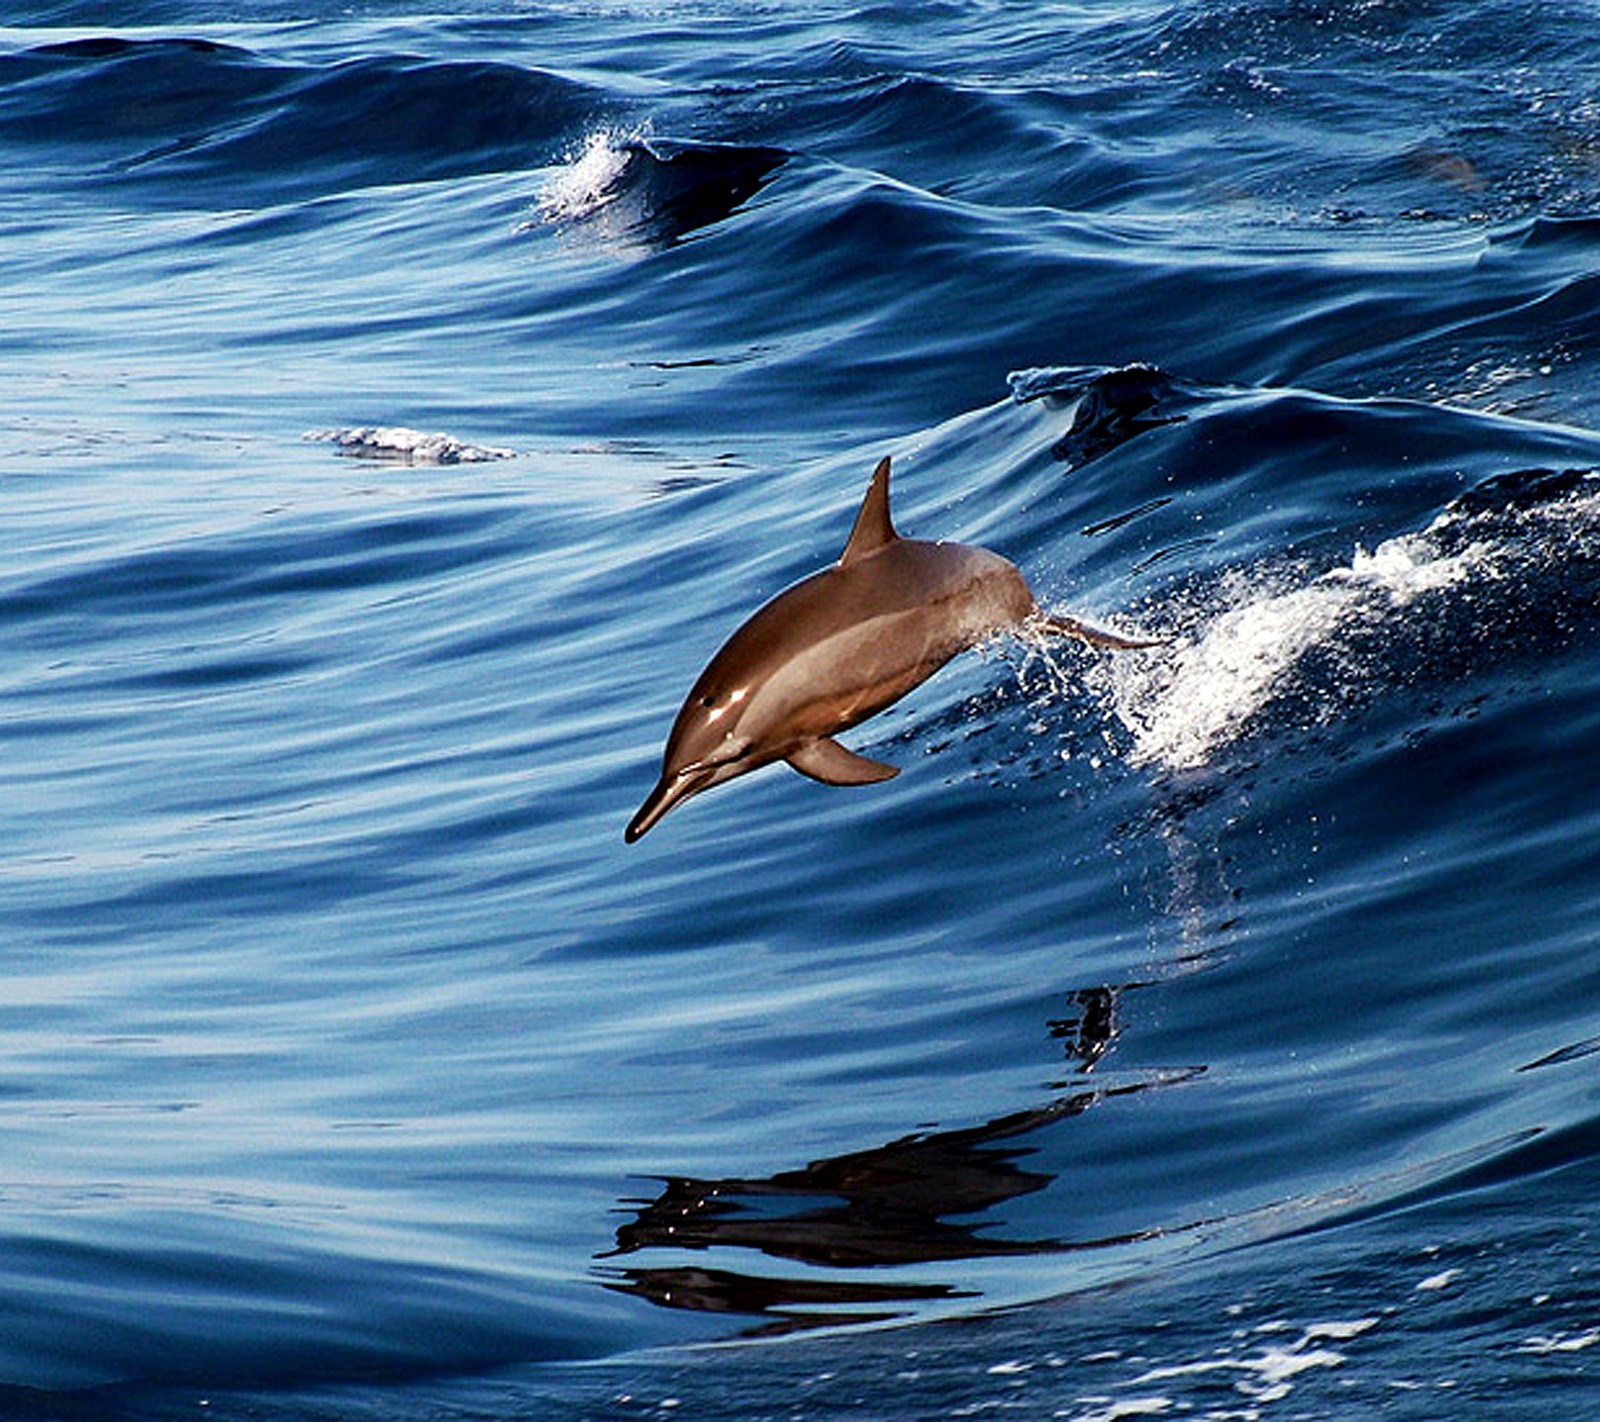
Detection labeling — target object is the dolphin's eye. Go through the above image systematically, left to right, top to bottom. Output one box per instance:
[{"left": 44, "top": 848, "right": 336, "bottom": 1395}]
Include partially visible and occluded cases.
[{"left": 698, "top": 687, "right": 746, "bottom": 719}]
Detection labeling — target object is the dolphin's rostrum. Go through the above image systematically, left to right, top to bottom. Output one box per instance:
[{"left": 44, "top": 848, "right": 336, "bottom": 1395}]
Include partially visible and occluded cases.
[{"left": 626, "top": 456, "right": 1153, "bottom": 842}]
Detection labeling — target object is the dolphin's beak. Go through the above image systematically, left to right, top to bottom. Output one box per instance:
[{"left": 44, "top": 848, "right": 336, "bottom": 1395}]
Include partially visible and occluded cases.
[{"left": 624, "top": 767, "right": 709, "bottom": 843}]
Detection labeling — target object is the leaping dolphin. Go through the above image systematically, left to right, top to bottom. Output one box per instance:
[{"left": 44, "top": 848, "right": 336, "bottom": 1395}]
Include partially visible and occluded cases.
[{"left": 625, "top": 456, "right": 1154, "bottom": 842}]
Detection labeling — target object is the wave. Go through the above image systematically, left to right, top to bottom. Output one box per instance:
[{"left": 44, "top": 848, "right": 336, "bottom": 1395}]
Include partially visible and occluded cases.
[
  {"left": 7, "top": 0, "right": 1600, "bottom": 1406},
  {"left": 0, "top": 36, "right": 603, "bottom": 199},
  {"left": 537, "top": 132, "right": 789, "bottom": 246},
  {"left": 995, "top": 365, "right": 1600, "bottom": 774},
  {"left": 1096, "top": 467, "right": 1600, "bottom": 771}
]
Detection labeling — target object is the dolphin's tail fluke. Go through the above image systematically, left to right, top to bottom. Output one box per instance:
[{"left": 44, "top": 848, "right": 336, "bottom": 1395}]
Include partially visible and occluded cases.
[{"left": 1033, "top": 611, "right": 1163, "bottom": 650}]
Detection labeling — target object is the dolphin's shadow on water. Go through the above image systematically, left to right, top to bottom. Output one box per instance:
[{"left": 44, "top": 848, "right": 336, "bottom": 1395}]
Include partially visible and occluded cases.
[{"left": 596, "top": 984, "right": 1207, "bottom": 1336}]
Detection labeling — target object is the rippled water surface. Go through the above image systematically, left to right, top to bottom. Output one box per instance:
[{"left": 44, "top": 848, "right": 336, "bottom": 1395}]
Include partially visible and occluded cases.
[{"left": 5, "top": 2, "right": 1600, "bottom": 1416}]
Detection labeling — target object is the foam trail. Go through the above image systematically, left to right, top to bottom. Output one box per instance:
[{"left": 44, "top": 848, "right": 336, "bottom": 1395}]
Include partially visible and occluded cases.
[
  {"left": 305, "top": 427, "right": 516, "bottom": 464},
  {"left": 1093, "top": 508, "right": 1526, "bottom": 773},
  {"left": 1110, "top": 575, "right": 1353, "bottom": 772}
]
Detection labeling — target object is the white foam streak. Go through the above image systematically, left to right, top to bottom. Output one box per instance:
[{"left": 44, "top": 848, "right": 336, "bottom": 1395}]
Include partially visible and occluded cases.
[
  {"left": 536, "top": 130, "right": 637, "bottom": 226},
  {"left": 305, "top": 427, "right": 515, "bottom": 465},
  {"left": 1098, "top": 519, "right": 1504, "bottom": 772},
  {"left": 1113, "top": 576, "right": 1350, "bottom": 772},
  {"left": 1130, "top": 1318, "right": 1375, "bottom": 1405},
  {"left": 1520, "top": 1326, "right": 1600, "bottom": 1354}
]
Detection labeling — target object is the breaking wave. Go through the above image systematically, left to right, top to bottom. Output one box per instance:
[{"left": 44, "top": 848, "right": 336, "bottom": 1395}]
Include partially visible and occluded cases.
[{"left": 1091, "top": 469, "right": 1600, "bottom": 772}]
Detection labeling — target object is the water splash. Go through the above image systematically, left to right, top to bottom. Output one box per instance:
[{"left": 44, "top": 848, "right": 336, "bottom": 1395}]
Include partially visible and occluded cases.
[
  {"left": 533, "top": 129, "right": 787, "bottom": 246},
  {"left": 536, "top": 129, "right": 642, "bottom": 226},
  {"left": 304, "top": 427, "right": 516, "bottom": 464},
  {"left": 1089, "top": 474, "right": 1600, "bottom": 773}
]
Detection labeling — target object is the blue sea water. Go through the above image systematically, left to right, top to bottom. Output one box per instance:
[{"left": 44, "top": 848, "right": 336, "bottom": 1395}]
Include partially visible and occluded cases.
[{"left": 4, "top": 0, "right": 1600, "bottom": 1416}]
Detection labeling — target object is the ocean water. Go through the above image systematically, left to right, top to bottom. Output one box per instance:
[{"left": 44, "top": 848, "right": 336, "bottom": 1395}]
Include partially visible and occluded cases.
[{"left": 5, "top": 1, "right": 1600, "bottom": 1416}]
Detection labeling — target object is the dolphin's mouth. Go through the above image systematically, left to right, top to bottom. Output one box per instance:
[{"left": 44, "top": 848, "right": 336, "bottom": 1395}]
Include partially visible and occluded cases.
[{"left": 624, "top": 765, "right": 715, "bottom": 843}]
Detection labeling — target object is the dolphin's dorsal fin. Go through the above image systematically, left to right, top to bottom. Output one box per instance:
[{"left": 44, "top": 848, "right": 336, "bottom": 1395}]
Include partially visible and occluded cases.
[{"left": 839, "top": 456, "right": 899, "bottom": 565}]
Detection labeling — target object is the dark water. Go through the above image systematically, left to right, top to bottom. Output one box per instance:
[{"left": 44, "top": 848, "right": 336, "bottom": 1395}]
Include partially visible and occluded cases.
[{"left": 5, "top": 2, "right": 1600, "bottom": 1416}]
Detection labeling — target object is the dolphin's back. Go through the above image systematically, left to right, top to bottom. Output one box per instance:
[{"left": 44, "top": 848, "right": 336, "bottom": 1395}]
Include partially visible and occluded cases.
[
  {"left": 694, "top": 537, "right": 1035, "bottom": 743},
  {"left": 725, "top": 539, "right": 1027, "bottom": 665}
]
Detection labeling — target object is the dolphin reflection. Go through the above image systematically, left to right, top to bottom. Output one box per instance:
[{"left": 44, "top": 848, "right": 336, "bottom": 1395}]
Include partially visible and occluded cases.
[{"left": 598, "top": 985, "right": 1203, "bottom": 1333}]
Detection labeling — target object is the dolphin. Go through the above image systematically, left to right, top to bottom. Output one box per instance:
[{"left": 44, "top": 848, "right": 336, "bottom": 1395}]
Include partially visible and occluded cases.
[{"left": 625, "top": 456, "right": 1153, "bottom": 842}]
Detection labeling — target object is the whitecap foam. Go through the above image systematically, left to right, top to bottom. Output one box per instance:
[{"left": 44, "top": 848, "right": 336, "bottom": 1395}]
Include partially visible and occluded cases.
[
  {"left": 535, "top": 129, "right": 639, "bottom": 226},
  {"left": 304, "top": 426, "right": 516, "bottom": 465},
  {"left": 1085, "top": 484, "right": 1600, "bottom": 773},
  {"left": 1103, "top": 571, "right": 1354, "bottom": 773},
  {"left": 1131, "top": 1318, "right": 1375, "bottom": 1405},
  {"left": 1519, "top": 1326, "right": 1600, "bottom": 1354},
  {"left": 1071, "top": 1396, "right": 1175, "bottom": 1422}
]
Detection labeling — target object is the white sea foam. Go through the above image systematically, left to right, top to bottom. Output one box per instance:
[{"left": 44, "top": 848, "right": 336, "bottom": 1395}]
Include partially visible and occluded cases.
[
  {"left": 536, "top": 129, "right": 639, "bottom": 226},
  {"left": 304, "top": 426, "right": 516, "bottom": 465},
  {"left": 1088, "top": 506, "right": 1534, "bottom": 773},
  {"left": 1106, "top": 572, "right": 1352, "bottom": 773},
  {"left": 1130, "top": 1318, "right": 1375, "bottom": 1405},
  {"left": 1519, "top": 1326, "right": 1600, "bottom": 1354},
  {"left": 1068, "top": 1396, "right": 1175, "bottom": 1421}
]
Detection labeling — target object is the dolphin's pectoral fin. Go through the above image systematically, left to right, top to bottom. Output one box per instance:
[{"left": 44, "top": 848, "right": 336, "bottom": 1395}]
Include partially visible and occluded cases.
[
  {"left": 1033, "top": 611, "right": 1163, "bottom": 650},
  {"left": 786, "top": 736, "right": 900, "bottom": 786}
]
